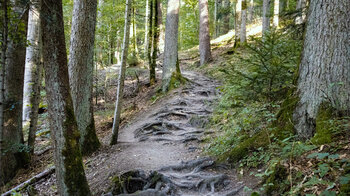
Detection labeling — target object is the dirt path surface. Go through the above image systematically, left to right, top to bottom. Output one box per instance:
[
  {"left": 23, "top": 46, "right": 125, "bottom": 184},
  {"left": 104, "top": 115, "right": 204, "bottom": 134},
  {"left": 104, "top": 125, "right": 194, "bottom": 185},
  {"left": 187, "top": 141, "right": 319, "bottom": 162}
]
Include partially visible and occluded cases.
[{"left": 28, "top": 71, "right": 248, "bottom": 196}]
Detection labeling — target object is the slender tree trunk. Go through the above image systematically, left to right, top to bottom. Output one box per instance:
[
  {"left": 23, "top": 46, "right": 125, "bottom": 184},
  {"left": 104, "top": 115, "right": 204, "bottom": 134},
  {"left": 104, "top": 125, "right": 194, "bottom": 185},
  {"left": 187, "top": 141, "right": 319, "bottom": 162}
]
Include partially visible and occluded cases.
[
  {"left": 0, "top": 0, "right": 29, "bottom": 185},
  {"left": 0, "top": 0, "right": 8, "bottom": 186},
  {"left": 23, "top": 0, "right": 43, "bottom": 156},
  {"left": 41, "top": 0, "right": 91, "bottom": 194},
  {"left": 68, "top": 0, "right": 100, "bottom": 155},
  {"left": 96, "top": 0, "right": 104, "bottom": 66},
  {"left": 110, "top": 0, "right": 132, "bottom": 145},
  {"left": 144, "top": 0, "right": 149, "bottom": 58},
  {"left": 147, "top": 0, "right": 153, "bottom": 69},
  {"left": 150, "top": 0, "right": 159, "bottom": 85},
  {"left": 157, "top": 0, "right": 164, "bottom": 54},
  {"left": 162, "top": 0, "right": 180, "bottom": 92},
  {"left": 198, "top": 0, "right": 212, "bottom": 65},
  {"left": 214, "top": 0, "right": 218, "bottom": 37},
  {"left": 222, "top": 0, "right": 230, "bottom": 34},
  {"left": 234, "top": 0, "right": 242, "bottom": 47},
  {"left": 240, "top": 0, "right": 247, "bottom": 43},
  {"left": 247, "top": 0, "right": 254, "bottom": 23},
  {"left": 262, "top": 0, "right": 270, "bottom": 35},
  {"left": 273, "top": 0, "right": 279, "bottom": 27},
  {"left": 293, "top": 0, "right": 350, "bottom": 139}
]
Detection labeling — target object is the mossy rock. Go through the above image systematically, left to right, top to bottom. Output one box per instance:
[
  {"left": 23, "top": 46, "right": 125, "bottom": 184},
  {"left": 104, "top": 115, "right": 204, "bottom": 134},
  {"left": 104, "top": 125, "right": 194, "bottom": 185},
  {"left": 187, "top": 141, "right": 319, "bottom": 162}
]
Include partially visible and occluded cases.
[
  {"left": 219, "top": 130, "right": 270, "bottom": 163},
  {"left": 264, "top": 162, "right": 288, "bottom": 195},
  {"left": 111, "top": 170, "right": 147, "bottom": 195}
]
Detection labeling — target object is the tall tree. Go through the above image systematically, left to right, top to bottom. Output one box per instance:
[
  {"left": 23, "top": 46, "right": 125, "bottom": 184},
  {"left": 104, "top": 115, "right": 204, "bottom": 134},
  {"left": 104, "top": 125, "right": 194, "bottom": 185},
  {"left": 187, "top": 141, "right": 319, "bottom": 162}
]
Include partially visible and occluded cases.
[
  {"left": 0, "top": 0, "right": 29, "bottom": 185},
  {"left": 23, "top": 0, "right": 43, "bottom": 156},
  {"left": 41, "top": 0, "right": 91, "bottom": 194},
  {"left": 68, "top": 0, "right": 100, "bottom": 155},
  {"left": 110, "top": 0, "right": 132, "bottom": 145},
  {"left": 144, "top": 0, "right": 150, "bottom": 58},
  {"left": 150, "top": 0, "right": 160, "bottom": 85},
  {"left": 157, "top": 0, "right": 164, "bottom": 53},
  {"left": 162, "top": 0, "right": 181, "bottom": 92},
  {"left": 198, "top": 0, "right": 212, "bottom": 65},
  {"left": 214, "top": 0, "right": 219, "bottom": 37},
  {"left": 222, "top": 0, "right": 230, "bottom": 34},
  {"left": 234, "top": 0, "right": 242, "bottom": 47},
  {"left": 240, "top": 0, "right": 247, "bottom": 43},
  {"left": 247, "top": 0, "right": 254, "bottom": 23},
  {"left": 262, "top": 0, "right": 270, "bottom": 34},
  {"left": 273, "top": 0, "right": 279, "bottom": 27},
  {"left": 293, "top": 0, "right": 350, "bottom": 139}
]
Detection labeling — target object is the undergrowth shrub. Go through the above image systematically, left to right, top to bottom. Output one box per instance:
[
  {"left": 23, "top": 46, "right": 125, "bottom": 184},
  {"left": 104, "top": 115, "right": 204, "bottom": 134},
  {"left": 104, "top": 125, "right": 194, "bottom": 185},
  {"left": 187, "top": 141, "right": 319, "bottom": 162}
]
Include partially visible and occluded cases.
[{"left": 219, "top": 29, "right": 301, "bottom": 102}]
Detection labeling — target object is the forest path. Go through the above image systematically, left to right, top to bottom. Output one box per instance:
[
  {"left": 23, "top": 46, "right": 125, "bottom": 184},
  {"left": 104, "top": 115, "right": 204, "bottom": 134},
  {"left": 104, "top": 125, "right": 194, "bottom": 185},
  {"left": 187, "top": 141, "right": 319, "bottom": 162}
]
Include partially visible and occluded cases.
[{"left": 82, "top": 71, "right": 245, "bottom": 195}]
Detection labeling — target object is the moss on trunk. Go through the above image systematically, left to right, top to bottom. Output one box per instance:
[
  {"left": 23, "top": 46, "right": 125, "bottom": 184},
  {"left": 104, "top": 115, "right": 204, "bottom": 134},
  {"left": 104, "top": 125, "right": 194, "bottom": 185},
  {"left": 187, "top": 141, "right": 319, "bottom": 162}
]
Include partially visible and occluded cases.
[{"left": 62, "top": 105, "right": 91, "bottom": 195}]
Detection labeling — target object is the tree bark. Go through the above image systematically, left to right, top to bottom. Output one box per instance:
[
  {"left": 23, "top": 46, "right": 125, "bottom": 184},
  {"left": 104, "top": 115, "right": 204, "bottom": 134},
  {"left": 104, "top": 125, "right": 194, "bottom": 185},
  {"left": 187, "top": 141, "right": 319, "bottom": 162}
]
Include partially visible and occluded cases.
[
  {"left": 0, "top": 0, "right": 29, "bottom": 185},
  {"left": 23, "top": 0, "right": 43, "bottom": 156},
  {"left": 41, "top": 0, "right": 91, "bottom": 195},
  {"left": 68, "top": 0, "right": 100, "bottom": 155},
  {"left": 110, "top": 0, "right": 132, "bottom": 145},
  {"left": 144, "top": 0, "right": 150, "bottom": 58},
  {"left": 147, "top": 0, "right": 153, "bottom": 75},
  {"left": 150, "top": 0, "right": 159, "bottom": 85},
  {"left": 162, "top": 0, "right": 180, "bottom": 92},
  {"left": 198, "top": 0, "right": 212, "bottom": 66},
  {"left": 214, "top": 0, "right": 218, "bottom": 37},
  {"left": 222, "top": 0, "right": 230, "bottom": 34},
  {"left": 234, "top": 0, "right": 242, "bottom": 47},
  {"left": 240, "top": 0, "right": 247, "bottom": 43},
  {"left": 247, "top": 0, "right": 254, "bottom": 23},
  {"left": 262, "top": 0, "right": 270, "bottom": 35},
  {"left": 273, "top": 0, "right": 279, "bottom": 27},
  {"left": 293, "top": 0, "right": 350, "bottom": 139},
  {"left": 157, "top": 1, "right": 165, "bottom": 53}
]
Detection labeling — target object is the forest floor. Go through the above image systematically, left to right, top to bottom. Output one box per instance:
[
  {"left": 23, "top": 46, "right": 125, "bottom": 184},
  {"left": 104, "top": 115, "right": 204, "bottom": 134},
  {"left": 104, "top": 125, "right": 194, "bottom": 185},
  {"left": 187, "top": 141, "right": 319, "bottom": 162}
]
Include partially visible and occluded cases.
[{"left": 1, "top": 24, "right": 263, "bottom": 196}]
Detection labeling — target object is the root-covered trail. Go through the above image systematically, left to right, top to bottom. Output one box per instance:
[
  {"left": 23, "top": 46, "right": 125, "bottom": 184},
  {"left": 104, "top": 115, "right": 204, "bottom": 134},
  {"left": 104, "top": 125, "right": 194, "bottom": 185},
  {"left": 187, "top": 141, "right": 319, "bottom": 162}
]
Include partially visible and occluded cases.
[
  {"left": 29, "top": 71, "right": 249, "bottom": 196},
  {"left": 94, "top": 71, "right": 243, "bottom": 196}
]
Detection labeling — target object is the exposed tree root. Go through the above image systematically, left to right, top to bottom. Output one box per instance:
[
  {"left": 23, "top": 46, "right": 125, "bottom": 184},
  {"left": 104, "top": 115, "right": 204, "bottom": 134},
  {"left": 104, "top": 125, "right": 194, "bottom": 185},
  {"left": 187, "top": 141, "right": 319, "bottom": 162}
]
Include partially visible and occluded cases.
[{"left": 1, "top": 167, "right": 55, "bottom": 196}]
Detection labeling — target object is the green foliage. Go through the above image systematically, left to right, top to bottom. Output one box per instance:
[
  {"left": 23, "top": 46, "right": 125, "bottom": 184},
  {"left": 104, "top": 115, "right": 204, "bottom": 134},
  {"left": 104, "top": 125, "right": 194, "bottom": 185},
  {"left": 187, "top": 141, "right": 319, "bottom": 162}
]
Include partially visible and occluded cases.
[{"left": 221, "top": 29, "right": 301, "bottom": 102}]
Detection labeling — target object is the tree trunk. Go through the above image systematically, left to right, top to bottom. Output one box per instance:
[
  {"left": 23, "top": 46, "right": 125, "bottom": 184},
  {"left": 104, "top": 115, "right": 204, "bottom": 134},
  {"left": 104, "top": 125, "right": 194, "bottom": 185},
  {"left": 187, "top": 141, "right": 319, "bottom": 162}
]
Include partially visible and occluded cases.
[
  {"left": 0, "top": 0, "right": 29, "bottom": 185},
  {"left": 0, "top": 0, "right": 8, "bottom": 184},
  {"left": 23, "top": 0, "right": 43, "bottom": 156},
  {"left": 41, "top": 0, "right": 91, "bottom": 195},
  {"left": 68, "top": 0, "right": 100, "bottom": 155},
  {"left": 110, "top": 0, "right": 132, "bottom": 145},
  {"left": 144, "top": 0, "right": 150, "bottom": 58},
  {"left": 147, "top": 0, "right": 153, "bottom": 70},
  {"left": 150, "top": 0, "right": 159, "bottom": 85},
  {"left": 157, "top": 0, "right": 164, "bottom": 54},
  {"left": 162, "top": 0, "right": 180, "bottom": 92},
  {"left": 198, "top": 0, "right": 212, "bottom": 66},
  {"left": 214, "top": 0, "right": 218, "bottom": 37},
  {"left": 222, "top": 0, "right": 230, "bottom": 34},
  {"left": 234, "top": 0, "right": 242, "bottom": 47},
  {"left": 240, "top": 0, "right": 247, "bottom": 43},
  {"left": 247, "top": 0, "right": 254, "bottom": 23},
  {"left": 262, "top": 0, "right": 270, "bottom": 35},
  {"left": 273, "top": 0, "right": 279, "bottom": 27},
  {"left": 293, "top": 0, "right": 350, "bottom": 139},
  {"left": 157, "top": 1, "right": 165, "bottom": 53}
]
